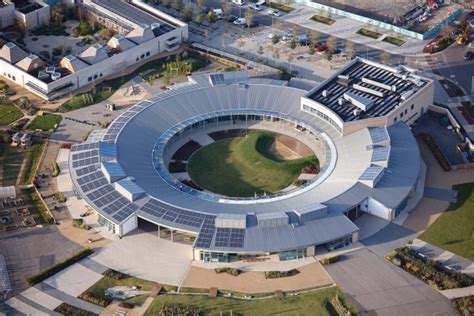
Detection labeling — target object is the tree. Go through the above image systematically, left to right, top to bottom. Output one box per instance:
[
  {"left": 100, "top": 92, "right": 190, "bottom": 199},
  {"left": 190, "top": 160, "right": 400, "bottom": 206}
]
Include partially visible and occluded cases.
[
  {"left": 172, "top": 0, "right": 183, "bottom": 12},
  {"left": 196, "top": 0, "right": 205, "bottom": 14},
  {"left": 183, "top": 4, "right": 193, "bottom": 22},
  {"left": 245, "top": 9, "right": 254, "bottom": 28},
  {"left": 208, "top": 10, "right": 218, "bottom": 23},
  {"left": 195, "top": 13, "right": 204, "bottom": 25},
  {"left": 440, "top": 24, "right": 453, "bottom": 40},
  {"left": 310, "top": 30, "right": 319, "bottom": 45},
  {"left": 271, "top": 35, "right": 279, "bottom": 44},
  {"left": 327, "top": 35, "right": 337, "bottom": 52},
  {"left": 289, "top": 38, "right": 296, "bottom": 50},
  {"left": 345, "top": 41, "right": 354, "bottom": 60},
  {"left": 308, "top": 46, "right": 315, "bottom": 55},
  {"left": 380, "top": 51, "right": 391, "bottom": 65}
]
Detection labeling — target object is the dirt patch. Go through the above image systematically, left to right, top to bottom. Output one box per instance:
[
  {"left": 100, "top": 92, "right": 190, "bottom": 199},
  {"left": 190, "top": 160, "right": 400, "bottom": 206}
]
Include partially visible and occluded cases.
[{"left": 270, "top": 135, "right": 314, "bottom": 160}]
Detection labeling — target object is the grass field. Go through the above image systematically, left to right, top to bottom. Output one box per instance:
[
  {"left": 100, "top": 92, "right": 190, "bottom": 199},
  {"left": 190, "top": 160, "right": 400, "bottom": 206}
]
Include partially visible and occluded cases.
[
  {"left": 311, "top": 14, "right": 336, "bottom": 25},
  {"left": 357, "top": 28, "right": 382, "bottom": 39},
  {"left": 0, "top": 104, "right": 23, "bottom": 126},
  {"left": 27, "top": 113, "right": 62, "bottom": 131},
  {"left": 187, "top": 131, "right": 318, "bottom": 197},
  {"left": 0, "top": 143, "right": 43, "bottom": 186},
  {"left": 420, "top": 183, "right": 474, "bottom": 261},
  {"left": 144, "top": 287, "right": 355, "bottom": 315}
]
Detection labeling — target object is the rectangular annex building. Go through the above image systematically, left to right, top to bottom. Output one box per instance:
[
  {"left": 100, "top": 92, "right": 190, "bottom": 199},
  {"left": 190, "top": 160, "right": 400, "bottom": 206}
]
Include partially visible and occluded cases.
[{"left": 301, "top": 57, "right": 434, "bottom": 136}]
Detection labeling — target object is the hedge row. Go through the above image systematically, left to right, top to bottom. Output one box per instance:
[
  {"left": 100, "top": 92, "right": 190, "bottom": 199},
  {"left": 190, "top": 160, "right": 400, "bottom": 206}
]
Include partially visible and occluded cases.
[
  {"left": 27, "top": 248, "right": 93, "bottom": 285},
  {"left": 215, "top": 267, "right": 240, "bottom": 276}
]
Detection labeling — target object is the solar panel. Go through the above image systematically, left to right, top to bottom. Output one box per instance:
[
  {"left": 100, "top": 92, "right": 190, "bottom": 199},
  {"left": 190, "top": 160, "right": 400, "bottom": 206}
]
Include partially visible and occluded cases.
[
  {"left": 209, "top": 73, "right": 225, "bottom": 86},
  {"left": 369, "top": 127, "right": 389, "bottom": 144},
  {"left": 70, "top": 142, "right": 99, "bottom": 152},
  {"left": 371, "top": 146, "right": 390, "bottom": 162},
  {"left": 72, "top": 149, "right": 99, "bottom": 161},
  {"left": 76, "top": 165, "right": 98, "bottom": 176},
  {"left": 359, "top": 166, "right": 385, "bottom": 181},
  {"left": 77, "top": 172, "right": 102, "bottom": 185},
  {"left": 80, "top": 177, "right": 108, "bottom": 192},
  {"left": 112, "top": 204, "right": 139, "bottom": 222},
  {"left": 194, "top": 217, "right": 216, "bottom": 248},
  {"left": 214, "top": 228, "right": 245, "bottom": 248}
]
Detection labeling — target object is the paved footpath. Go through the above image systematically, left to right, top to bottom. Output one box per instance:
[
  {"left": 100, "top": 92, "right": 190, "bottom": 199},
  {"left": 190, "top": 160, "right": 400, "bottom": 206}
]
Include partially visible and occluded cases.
[{"left": 0, "top": 257, "right": 107, "bottom": 315}]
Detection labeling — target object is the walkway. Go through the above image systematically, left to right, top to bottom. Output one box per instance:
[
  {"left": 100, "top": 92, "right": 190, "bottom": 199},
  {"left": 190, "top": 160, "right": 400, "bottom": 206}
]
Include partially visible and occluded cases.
[{"left": 0, "top": 257, "right": 107, "bottom": 315}]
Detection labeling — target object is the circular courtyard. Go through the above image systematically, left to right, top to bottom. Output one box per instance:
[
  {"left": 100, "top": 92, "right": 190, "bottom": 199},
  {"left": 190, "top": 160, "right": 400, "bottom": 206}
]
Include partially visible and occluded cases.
[{"left": 186, "top": 130, "right": 319, "bottom": 197}]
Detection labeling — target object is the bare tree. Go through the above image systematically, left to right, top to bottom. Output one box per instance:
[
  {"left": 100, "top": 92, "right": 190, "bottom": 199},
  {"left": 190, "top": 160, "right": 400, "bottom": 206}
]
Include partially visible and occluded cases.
[
  {"left": 245, "top": 9, "right": 254, "bottom": 28},
  {"left": 327, "top": 35, "right": 337, "bottom": 52},
  {"left": 345, "top": 41, "right": 354, "bottom": 60},
  {"left": 380, "top": 51, "right": 391, "bottom": 65}
]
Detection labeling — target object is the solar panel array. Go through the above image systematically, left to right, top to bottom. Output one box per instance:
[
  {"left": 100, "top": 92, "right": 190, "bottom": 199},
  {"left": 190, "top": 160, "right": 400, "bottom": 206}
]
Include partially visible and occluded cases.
[
  {"left": 309, "top": 60, "right": 427, "bottom": 121},
  {"left": 210, "top": 73, "right": 225, "bottom": 86},
  {"left": 369, "top": 127, "right": 389, "bottom": 144},
  {"left": 70, "top": 142, "right": 99, "bottom": 152},
  {"left": 371, "top": 146, "right": 390, "bottom": 162},
  {"left": 72, "top": 149, "right": 98, "bottom": 161},
  {"left": 72, "top": 157, "right": 99, "bottom": 168},
  {"left": 76, "top": 165, "right": 98, "bottom": 177},
  {"left": 359, "top": 166, "right": 385, "bottom": 181},
  {"left": 77, "top": 172, "right": 102, "bottom": 185},
  {"left": 81, "top": 178, "right": 108, "bottom": 192},
  {"left": 87, "top": 185, "right": 115, "bottom": 200},
  {"left": 103, "top": 196, "right": 130, "bottom": 214},
  {"left": 140, "top": 199, "right": 209, "bottom": 229},
  {"left": 113, "top": 203, "right": 139, "bottom": 222},
  {"left": 194, "top": 217, "right": 215, "bottom": 248},
  {"left": 214, "top": 228, "right": 245, "bottom": 248}
]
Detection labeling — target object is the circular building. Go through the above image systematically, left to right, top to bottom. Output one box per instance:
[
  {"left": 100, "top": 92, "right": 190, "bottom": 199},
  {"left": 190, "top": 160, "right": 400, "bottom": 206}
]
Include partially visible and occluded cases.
[{"left": 69, "top": 60, "right": 430, "bottom": 262}]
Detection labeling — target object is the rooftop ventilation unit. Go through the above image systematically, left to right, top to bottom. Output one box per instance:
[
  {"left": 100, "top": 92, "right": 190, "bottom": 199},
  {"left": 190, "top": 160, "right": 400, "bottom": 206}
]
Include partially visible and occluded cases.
[
  {"left": 151, "top": 22, "right": 161, "bottom": 29},
  {"left": 51, "top": 72, "right": 61, "bottom": 80},
  {"left": 361, "top": 77, "right": 392, "bottom": 91},
  {"left": 238, "top": 82, "right": 248, "bottom": 90},
  {"left": 353, "top": 83, "right": 384, "bottom": 98},
  {"left": 322, "top": 90, "right": 328, "bottom": 98},
  {"left": 401, "top": 90, "right": 414, "bottom": 101},
  {"left": 344, "top": 92, "right": 374, "bottom": 111},
  {"left": 338, "top": 97, "right": 346, "bottom": 106},
  {"left": 353, "top": 109, "right": 362, "bottom": 116}
]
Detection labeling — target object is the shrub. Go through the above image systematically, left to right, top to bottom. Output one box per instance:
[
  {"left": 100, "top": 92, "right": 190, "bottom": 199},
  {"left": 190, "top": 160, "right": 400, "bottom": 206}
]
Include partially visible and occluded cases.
[
  {"left": 51, "top": 161, "right": 60, "bottom": 177},
  {"left": 72, "top": 218, "right": 90, "bottom": 230},
  {"left": 27, "top": 248, "right": 93, "bottom": 285},
  {"left": 319, "top": 255, "right": 340, "bottom": 265},
  {"left": 215, "top": 267, "right": 240, "bottom": 276},
  {"left": 103, "top": 269, "right": 126, "bottom": 280},
  {"left": 265, "top": 270, "right": 298, "bottom": 279},
  {"left": 78, "top": 291, "right": 112, "bottom": 307}
]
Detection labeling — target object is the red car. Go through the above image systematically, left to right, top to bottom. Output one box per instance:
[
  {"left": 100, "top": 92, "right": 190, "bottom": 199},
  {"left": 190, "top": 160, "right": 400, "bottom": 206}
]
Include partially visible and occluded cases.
[{"left": 315, "top": 41, "right": 328, "bottom": 52}]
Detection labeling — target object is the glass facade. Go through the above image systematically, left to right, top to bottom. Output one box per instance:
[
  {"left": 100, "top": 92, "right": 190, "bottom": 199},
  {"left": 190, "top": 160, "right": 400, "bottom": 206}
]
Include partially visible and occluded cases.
[
  {"left": 303, "top": 104, "right": 342, "bottom": 133},
  {"left": 98, "top": 214, "right": 116, "bottom": 234},
  {"left": 324, "top": 235, "right": 352, "bottom": 251},
  {"left": 278, "top": 248, "right": 307, "bottom": 261},
  {"left": 200, "top": 251, "right": 239, "bottom": 263}
]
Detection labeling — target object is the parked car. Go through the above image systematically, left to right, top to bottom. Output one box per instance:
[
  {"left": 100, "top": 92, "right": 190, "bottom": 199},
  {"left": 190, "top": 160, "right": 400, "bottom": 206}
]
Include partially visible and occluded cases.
[
  {"left": 232, "top": 0, "right": 245, "bottom": 5},
  {"left": 249, "top": 3, "right": 263, "bottom": 11},
  {"left": 208, "top": 8, "right": 223, "bottom": 19},
  {"left": 267, "top": 9, "right": 282, "bottom": 16},
  {"left": 227, "top": 15, "right": 238, "bottom": 23},
  {"left": 233, "top": 17, "right": 246, "bottom": 25},
  {"left": 241, "top": 21, "right": 260, "bottom": 28},
  {"left": 281, "top": 33, "right": 293, "bottom": 42},
  {"left": 298, "top": 34, "right": 311, "bottom": 46},
  {"left": 315, "top": 41, "right": 328, "bottom": 52},
  {"left": 464, "top": 51, "right": 473, "bottom": 60}
]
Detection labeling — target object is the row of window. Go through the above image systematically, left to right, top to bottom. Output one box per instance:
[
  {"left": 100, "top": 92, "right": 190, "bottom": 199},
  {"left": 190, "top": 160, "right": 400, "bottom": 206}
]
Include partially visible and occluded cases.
[
  {"left": 135, "top": 51, "right": 151, "bottom": 62},
  {"left": 3, "top": 72, "right": 16, "bottom": 81},
  {"left": 87, "top": 72, "right": 103, "bottom": 82},
  {"left": 394, "top": 103, "right": 417, "bottom": 123},
  {"left": 303, "top": 104, "right": 342, "bottom": 133}
]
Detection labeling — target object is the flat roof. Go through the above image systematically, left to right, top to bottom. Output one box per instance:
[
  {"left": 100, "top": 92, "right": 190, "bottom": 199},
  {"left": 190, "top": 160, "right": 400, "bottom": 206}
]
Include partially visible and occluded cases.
[
  {"left": 92, "top": 0, "right": 175, "bottom": 33},
  {"left": 307, "top": 58, "right": 430, "bottom": 122}
]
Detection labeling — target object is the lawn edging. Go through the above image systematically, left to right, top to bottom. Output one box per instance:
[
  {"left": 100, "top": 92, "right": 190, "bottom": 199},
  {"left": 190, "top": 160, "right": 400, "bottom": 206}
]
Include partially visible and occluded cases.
[{"left": 27, "top": 248, "right": 93, "bottom": 285}]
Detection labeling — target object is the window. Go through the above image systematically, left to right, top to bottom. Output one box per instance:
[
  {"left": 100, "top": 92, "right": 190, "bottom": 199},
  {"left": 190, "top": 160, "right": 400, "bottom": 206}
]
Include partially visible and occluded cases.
[
  {"left": 146, "top": 51, "right": 150, "bottom": 57},
  {"left": 140, "top": 54, "right": 145, "bottom": 59},
  {"left": 136, "top": 57, "right": 139, "bottom": 61},
  {"left": 100, "top": 73, "right": 103, "bottom": 77},
  {"left": 93, "top": 74, "right": 98, "bottom": 79},
  {"left": 11, "top": 76, "right": 15, "bottom": 81},
  {"left": 88, "top": 76, "right": 92, "bottom": 82},
  {"left": 410, "top": 104, "right": 414, "bottom": 110},
  {"left": 404, "top": 109, "right": 408, "bottom": 114},
  {"left": 400, "top": 112, "right": 404, "bottom": 118},
  {"left": 394, "top": 117, "right": 397, "bottom": 122}
]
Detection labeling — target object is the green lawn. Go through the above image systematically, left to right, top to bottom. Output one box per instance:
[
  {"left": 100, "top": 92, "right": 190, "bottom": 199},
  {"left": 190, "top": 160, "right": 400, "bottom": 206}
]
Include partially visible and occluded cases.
[
  {"left": 268, "top": 2, "right": 295, "bottom": 13},
  {"left": 0, "top": 104, "right": 23, "bottom": 126},
  {"left": 27, "top": 113, "right": 62, "bottom": 131},
  {"left": 187, "top": 130, "right": 318, "bottom": 197},
  {"left": 0, "top": 142, "right": 44, "bottom": 186},
  {"left": 420, "top": 183, "right": 474, "bottom": 261},
  {"left": 144, "top": 287, "right": 355, "bottom": 316}
]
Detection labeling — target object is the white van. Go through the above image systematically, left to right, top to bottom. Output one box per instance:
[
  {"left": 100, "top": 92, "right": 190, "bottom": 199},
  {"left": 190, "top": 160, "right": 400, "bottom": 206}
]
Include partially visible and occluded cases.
[{"left": 232, "top": 0, "right": 245, "bottom": 6}]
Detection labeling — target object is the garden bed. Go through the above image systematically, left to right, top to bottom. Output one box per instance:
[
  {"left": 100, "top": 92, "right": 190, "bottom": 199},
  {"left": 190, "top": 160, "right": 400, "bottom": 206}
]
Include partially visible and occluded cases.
[
  {"left": 268, "top": 2, "right": 294, "bottom": 13},
  {"left": 310, "top": 15, "right": 335, "bottom": 25},
  {"left": 356, "top": 28, "right": 382, "bottom": 39},
  {"left": 382, "top": 36, "right": 405, "bottom": 46},
  {"left": 386, "top": 246, "right": 472, "bottom": 290},
  {"left": 215, "top": 267, "right": 241, "bottom": 276},
  {"left": 79, "top": 269, "right": 156, "bottom": 307},
  {"left": 265, "top": 269, "right": 299, "bottom": 279},
  {"left": 54, "top": 303, "right": 98, "bottom": 316}
]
